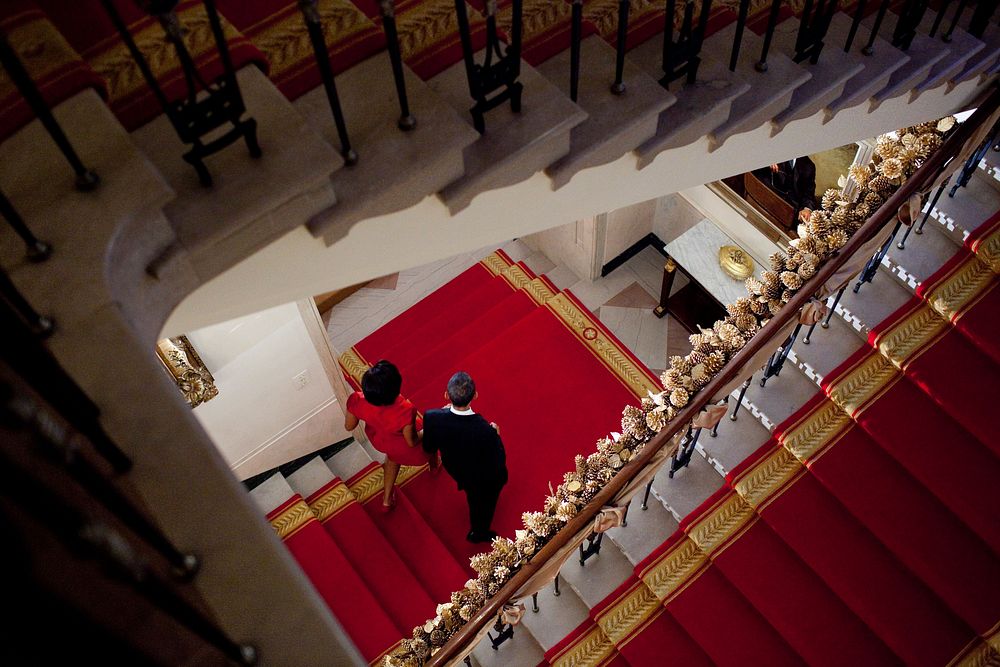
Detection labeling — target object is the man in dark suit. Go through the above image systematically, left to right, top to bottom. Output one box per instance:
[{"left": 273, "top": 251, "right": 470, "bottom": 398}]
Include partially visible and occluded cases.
[
  {"left": 770, "top": 156, "right": 818, "bottom": 211},
  {"left": 422, "top": 371, "right": 508, "bottom": 543}
]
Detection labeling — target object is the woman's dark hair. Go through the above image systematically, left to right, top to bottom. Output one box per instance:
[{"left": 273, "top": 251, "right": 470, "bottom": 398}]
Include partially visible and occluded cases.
[{"left": 361, "top": 360, "right": 403, "bottom": 406}]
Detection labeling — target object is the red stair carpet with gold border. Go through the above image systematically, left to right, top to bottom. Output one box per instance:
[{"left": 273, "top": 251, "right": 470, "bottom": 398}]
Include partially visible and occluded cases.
[{"left": 339, "top": 249, "right": 660, "bottom": 574}]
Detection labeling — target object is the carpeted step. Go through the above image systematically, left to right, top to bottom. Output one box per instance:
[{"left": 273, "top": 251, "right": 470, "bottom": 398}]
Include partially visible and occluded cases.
[
  {"left": 36, "top": 0, "right": 269, "bottom": 131},
  {"left": 215, "top": 0, "right": 386, "bottom": 101},
  {"left": 0, "top": 1, "right": 108, "bottom": 143},
  {"left": 965, "top": 209, "right": 1000, "bottom": 273},
  {"left": 351, "top": 249, "right": 515, "bottom": 363},
  {"left": 917, "top": 250, "right": 1000, "bottom": 367},
  {"left": 402, "top": 275, "right": 556, "bottom": 403},
  {"left": 405, "top": 291, "right": 658, "bottom": 550},
  {"left": 870, "top": 298, "right": 1000, "bottom": 456},
  {"left": 822, "top": 346, "right": 1000, "bottom": 554},
  {"left": 776, "top": 395, "right": 1000, "bottom": 636},
  {"left": 728, "top": 440, "right": 979, "bottom": 666},
  {"left": 289, "top": 459, "right": 438, "bottom": 634},
  {"left": 347, "top": 461, "right": 472, "bottom": 600},
  {"left": 256, "top": 477, "right": 401, "bottom": 664},
  {"left": 679, "top": 486, "right": 902, "bottom": 666},
  {"left": 636, "top": 531, "right": 806, "bottom": 666},
  {"left": 591, "top": 576, "right": 714, "bottom": 667},
  {"left": 543, "top": 616, "right": 630, "bottom": 667}
]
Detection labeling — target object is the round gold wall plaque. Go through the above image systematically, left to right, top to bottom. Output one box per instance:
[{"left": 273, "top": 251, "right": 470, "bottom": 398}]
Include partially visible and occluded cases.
[{"left": 719, "top": 245, "right": 755, "bottom": 281}]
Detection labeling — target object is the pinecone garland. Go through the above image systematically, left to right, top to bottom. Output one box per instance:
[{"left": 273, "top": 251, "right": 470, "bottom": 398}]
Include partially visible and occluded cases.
[
  {"left": 914, "top": 132, "right": 941, "bottom": 158},
  {"left": 878, "top": 158, "right": 904, "bottom": 180},
  {"left": 849, "top": 164, "right": 872, "bottom": 186},
  {"left": 821, "top": 188, "right": 841, "bottom": 210},
  {"left": 864, "top": 191, "right": 884, "bottom": 208},
  {"left": 826, "top": 228, "right": 849, "bottom": 250},
  {"left": 769, "top": 251, "right": 786, "bottom": 272},
  {"left": 780, "top": 271, "right": 803, "bottom": 290},
  {"left": 734, "top": 312, "right": 759, "bottom": 333},
  {"left": 669, "top": 355, "right": 692, "bottom": 374},
  {"left": 670, "top": 388, "right": 690, "bottom": 408},
  {"left": 621, "top": 405, "right": 652, "bottom": 440},
  {"left": 646, "top": 409, "right": 669, "bottom": 432}
]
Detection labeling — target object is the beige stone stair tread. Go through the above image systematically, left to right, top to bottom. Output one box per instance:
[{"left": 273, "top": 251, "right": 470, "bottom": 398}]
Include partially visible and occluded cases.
[
  {"left": 869, "top": 12, "right": 950, "bottom": 107},
  {"left": 915, "top": 12, "right": 985, "bottom": 94},
  {"left": 825, "top": 14, "right": 911, "bottom": 118},
  {"left": 771, "top": 15, "right": 866, "bottom": 132},
  {"left": 703, "top": 22, "right": 812, "bottom": 150},
  {"left": 953, "top": 23, "right": 1000, "bottom": 85},
  {"left": 539, "top": 36, "right": 676, "bottom": 189},
  {"left": 630, "top": 42, "right": 749, "bottom": 168},
  {"left": 301, "top": 54, "right": 479, "bottom": 245},
  {"left": 431, "top": 55, "right": 588, "bottom": 213},
  {"left": 131, "top": 66, "right": 341, "bottom": 282},
  {"left": 0, "top": 89, "right": 189, "bottom": 343},
  {"left": 931, "top": 169, "right": 1000, "bottom": 239},
  {"left": 884, "top": 215, "right": 962, "bottom": 288},
  {"left": 833, "top": 266, "right": 912, "bottom": 333},
  {"left": 789, "top": 311, "right": 866, "bottom": 381},
  {"left": 739, "top": 356, "right": 822, "bottom": 432},
  {"left": 699, "top": 402, "right": 772, "bottom": 474},
  {"left": 325, "top": 440, "right": 377, "bottom": 481},
  {"left": 650, "top": 452, "right": 724, "bottom": 520},
  {"left": 286, "top": 456, "right": 339, "bottom": 499},
  {"left": 249, "top": 473, "right": 299, "bottom": 515},
  {"left": 607, "top": 494, "right": 680, "bottom": 565},
  {"left": 558, "top": 539, "right": 636, "bottom": 608},
  {"left": 518, "top": 576, "right": 591, "bottom": 651},
  {"left": 471, "top": 622, "right": 545, "bottom": 667}
]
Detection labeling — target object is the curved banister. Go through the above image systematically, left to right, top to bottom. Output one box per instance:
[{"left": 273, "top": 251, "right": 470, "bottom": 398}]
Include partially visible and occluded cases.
[{"left": 428, "top": 82, "right": 1000, "bottom": 667}]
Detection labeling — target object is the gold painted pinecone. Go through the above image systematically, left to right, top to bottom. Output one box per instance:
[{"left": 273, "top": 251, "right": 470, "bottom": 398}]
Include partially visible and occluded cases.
[
  {"left": 821, "top": 188, "right": 841, "bottom": 210},
  {"left": 780, "top": 271, "right": 803, "bottom": 290},
  {"left": 669, "top": 387, "right": 690, "bottom": 408}
]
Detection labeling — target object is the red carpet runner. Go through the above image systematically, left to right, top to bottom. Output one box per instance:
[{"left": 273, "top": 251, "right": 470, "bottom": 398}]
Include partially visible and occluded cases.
[
  {"left": 547, "top": 216, "right": 1000, "bottom": 666},
  {"left": 340, "top": 249, "right": 660, "bottom": 573}
]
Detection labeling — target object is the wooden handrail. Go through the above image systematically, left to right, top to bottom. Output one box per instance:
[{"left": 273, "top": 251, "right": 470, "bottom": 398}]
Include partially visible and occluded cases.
[{"left": 428, "top": 82, "right": 1000, "bottom": 666}]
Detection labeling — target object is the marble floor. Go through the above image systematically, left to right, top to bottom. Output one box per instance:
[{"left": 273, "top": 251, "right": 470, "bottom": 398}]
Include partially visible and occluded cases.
[{"left": 322, "top": 240, "right": 691, "bottom": 378}]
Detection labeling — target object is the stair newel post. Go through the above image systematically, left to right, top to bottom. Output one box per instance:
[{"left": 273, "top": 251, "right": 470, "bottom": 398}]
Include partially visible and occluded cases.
[
  {"left": 298, "top": 0, "right": 358, "bottom": 165},
  {"left": 378, "top": 0, "right": 417, "bottom": 130},
  {"left": 570, "top": 0, "right": 583, "bottom": 102},
  {"left": 611, "top": 0, "right": 631, "bottom": 94},
  {"left": 730, "top": 0, "right": 752, "bottom": 71},
  {"left": 754, "top": 0, "right": 783, "bottom": 72},
  {"left": 844, "top": 0, "right": 868, "bottom": 51},
  {"left": 862, "top": 0, "right": 891, "bottom": 55},
  {"left": 941, "top": 0, "right": 970, "bottom": 42},
  {"left": 0, "top": 31, "right": 99, "bottom": 192},
  {"left": 0, "top": 189, "right": 52, "bottom": 262},
  {"left": 0, "top": 269, "right": 54, "bottom": 338}
]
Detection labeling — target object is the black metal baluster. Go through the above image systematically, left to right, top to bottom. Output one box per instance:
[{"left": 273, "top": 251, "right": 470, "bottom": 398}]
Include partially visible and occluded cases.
[
  {"left": 99, "top": 0, "right": 260, "bottom": 187},
  {"left": 298, "top": 0, "right": 358, "bottom": 164},
  {"left": 378, "top": 0, "right": 417, "bottom": 130},
  {"left": 454, "top": 0, "right": 523, "bottom": 133},
  {"left": 570, "top": 0, "right": 583, "bottom": 102},
  {"left": 612, "top": 0, "right": 631, "bottom": 94},
  {"left": 662, "top": 0, "right": 678, "bottom": 84},
  {"left": 689, "top": 0, "right": 711, "bottom": 82},
  {"left": 730, "top": 0, "right": 752, "bottom": 70},
  {"left": 755, "top": 0, "right": 784, "bottom": 71},
  {"left": 796, "top": 0, "right": 816, "bottom": 53},
  {"left": 844, "top": 0, "right": 868, "bottom": 51},
  {"left": 862, "top": 0, "right": 891, "bottom": 55},
  {"left": 892, "top": 0, "right": 929, "bottom": 49},
  {"left": 928, "top": 0, "right": 953, "bottom": 36},
  {"left": 942, "top": 0, "right": 970, "bottom": 41},
  {"left": 966, "top": 0, "right": 997, "bottom": 38},
  {"left": 0, "top": 31, "right": 99, "bottom": 191},
  {"left": 0, "top": 189, "right": 51, "bottom": 262},
  {"left": 855, "top": 220, "right": 901, "bottom": 291},
  {"left": 0, "top": 269, "right": 53, "bottom": 338},
  {"left": 820, "top": 285, "right": 846, "bottom": 330},
  {"left": 760, "top": 323, "right": 802, "bottom": 386},
  {"left": 730, "top": 376, "right": 752, "bottom": 419},
  {"left": 641, "top": 479, "right": 654, "bottom": 509}
]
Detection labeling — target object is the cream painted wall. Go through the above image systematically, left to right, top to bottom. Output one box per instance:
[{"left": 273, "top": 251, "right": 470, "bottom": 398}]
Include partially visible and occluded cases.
[
  {"left": 163, "top": 78, "right": 987, "bottom": 336},
  {"left": 604, "top": 199, "right": 657, "bottom": 260},
  {"left": 523, "top": 216, "right": 600, "bottom": 280},
  {"left": 186, "top": 301, "right": 350, "bottom": 480}
]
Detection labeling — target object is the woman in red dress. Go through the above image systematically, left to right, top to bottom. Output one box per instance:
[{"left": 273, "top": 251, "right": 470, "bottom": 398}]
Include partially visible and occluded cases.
[{"left": 345, "top": 360, "right": 433, "bottom": 511}]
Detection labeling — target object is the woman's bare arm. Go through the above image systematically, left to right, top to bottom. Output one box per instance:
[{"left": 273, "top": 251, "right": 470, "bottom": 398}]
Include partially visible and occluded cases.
[{"left": 344, "top": 411, "right": 359, "bottom": 432}]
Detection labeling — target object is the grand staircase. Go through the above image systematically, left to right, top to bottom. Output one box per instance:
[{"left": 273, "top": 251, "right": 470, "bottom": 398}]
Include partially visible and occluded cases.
[{"left": 2, "top": 0, "right": 998, "bottom": 334}]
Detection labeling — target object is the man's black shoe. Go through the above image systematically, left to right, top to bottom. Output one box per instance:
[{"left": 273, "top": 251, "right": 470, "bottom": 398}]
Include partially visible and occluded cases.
[{"left": 466, "top": 530, "right": 498, "bottom": 544}]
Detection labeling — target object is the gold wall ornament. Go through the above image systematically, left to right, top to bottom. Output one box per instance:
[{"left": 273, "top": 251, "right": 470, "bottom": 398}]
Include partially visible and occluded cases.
[
  {"left": 718, "top": 245, "right": 755, "bottom": 281},
  {"left": 155, "top": 335, "right": 219, "bottom": 408}
]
